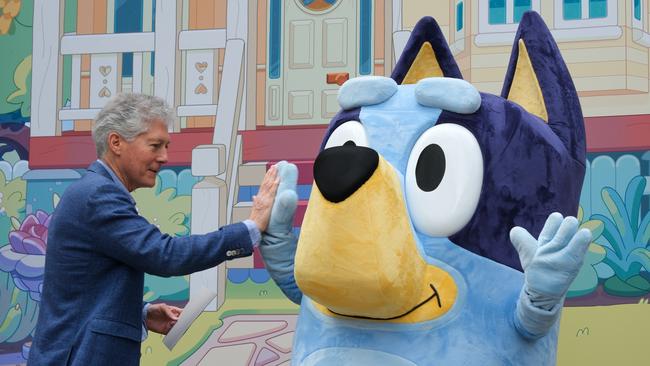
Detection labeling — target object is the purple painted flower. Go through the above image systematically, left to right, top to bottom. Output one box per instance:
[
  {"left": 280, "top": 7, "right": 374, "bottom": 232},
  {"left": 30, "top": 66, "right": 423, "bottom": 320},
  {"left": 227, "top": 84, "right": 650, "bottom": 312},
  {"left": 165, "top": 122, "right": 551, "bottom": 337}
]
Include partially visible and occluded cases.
[
  {"left": 0, "top": 210, "right": 52, "bottom": 302},
  {"left": 9, "top": 210, "right": 50, "bottom": 255}
]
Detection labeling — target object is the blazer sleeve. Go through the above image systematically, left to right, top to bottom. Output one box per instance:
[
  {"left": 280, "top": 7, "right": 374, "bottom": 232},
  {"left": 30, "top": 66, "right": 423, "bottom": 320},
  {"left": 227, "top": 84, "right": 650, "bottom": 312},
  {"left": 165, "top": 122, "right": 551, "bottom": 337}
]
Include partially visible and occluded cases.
[{"left": 85, "top": 182, "right": 253, "bottom": 276}]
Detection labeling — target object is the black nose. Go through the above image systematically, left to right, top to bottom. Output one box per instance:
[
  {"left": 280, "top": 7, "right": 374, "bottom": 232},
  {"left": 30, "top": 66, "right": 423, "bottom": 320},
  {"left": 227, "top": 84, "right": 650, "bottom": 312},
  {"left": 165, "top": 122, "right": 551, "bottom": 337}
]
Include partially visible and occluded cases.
[{"left": 313, "top": 145, "right": 379, "bottom": 203}]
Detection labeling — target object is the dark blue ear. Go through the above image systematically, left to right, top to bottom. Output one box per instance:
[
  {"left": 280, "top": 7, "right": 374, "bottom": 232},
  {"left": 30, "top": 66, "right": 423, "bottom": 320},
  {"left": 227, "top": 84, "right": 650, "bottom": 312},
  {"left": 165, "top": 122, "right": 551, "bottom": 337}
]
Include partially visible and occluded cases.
[
  {"left": 501, "top": 11, "right": 586, "bottom": 164},
  {"left": 391, "top": 16, "right": 463, "bottom": 84}
]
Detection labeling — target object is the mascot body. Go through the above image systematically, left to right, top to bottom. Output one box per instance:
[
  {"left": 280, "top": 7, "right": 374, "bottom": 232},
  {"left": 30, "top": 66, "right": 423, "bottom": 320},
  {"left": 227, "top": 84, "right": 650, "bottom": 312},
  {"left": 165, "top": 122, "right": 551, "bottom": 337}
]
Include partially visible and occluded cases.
[{"left": 260, "top": 12, "right": 591, "bottom": 366}]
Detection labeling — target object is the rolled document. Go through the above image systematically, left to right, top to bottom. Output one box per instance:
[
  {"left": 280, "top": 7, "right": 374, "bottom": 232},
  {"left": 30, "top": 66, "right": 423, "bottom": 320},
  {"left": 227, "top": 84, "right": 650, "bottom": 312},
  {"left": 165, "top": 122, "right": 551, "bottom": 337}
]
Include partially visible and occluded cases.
[{"left": 163, "top": 287, "right": 218, "bottom": 350}]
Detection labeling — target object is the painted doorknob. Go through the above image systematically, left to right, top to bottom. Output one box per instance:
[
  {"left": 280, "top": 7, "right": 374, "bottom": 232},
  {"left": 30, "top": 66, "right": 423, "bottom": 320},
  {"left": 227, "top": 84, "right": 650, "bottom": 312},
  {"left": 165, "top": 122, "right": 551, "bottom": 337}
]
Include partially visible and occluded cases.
[{"left": 327, "top": 72, "right": 350, "bottom": 86}]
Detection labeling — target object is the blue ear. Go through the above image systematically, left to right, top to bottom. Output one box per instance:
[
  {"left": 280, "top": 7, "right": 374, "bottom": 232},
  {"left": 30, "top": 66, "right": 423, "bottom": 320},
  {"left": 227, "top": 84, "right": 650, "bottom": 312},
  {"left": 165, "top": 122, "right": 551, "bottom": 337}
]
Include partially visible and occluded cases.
[
  {"left": 501, "top": 11, "right": 586, "bottom": 164},
  {"left": 391, "top": 17, "right": 463, "bottom": 84}
]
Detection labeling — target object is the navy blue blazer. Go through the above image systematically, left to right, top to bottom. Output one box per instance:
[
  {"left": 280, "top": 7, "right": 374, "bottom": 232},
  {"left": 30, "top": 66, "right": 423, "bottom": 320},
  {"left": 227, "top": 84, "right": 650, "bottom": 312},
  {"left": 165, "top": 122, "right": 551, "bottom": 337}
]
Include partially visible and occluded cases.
[{"left": 28, "top": 161, "right": 253, "bottom": 365}]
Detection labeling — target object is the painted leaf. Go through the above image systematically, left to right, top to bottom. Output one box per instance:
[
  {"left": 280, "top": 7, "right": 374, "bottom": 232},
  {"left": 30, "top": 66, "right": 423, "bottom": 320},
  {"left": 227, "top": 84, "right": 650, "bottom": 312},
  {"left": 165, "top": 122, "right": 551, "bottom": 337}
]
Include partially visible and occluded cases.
[
  {"left": 624, "top": 176, "right": 645, "bottom": 238},
  {"left": 602, "top": 187, "right": 633, "bottom": 244},
  {"left": 636, "top": 211, "right": 650, "bottom": 246},
  {"left": 591, "top": 213, "right": 623, "bottom": 259},
  {"left": 580, "top": 219, "right": 604, "bottom": 240},
  {"left": 628, "top": 247, "right": 650, "bottom": 273},
  {"left": 6, "top": 289, "right": 37, "bottom": 342}
]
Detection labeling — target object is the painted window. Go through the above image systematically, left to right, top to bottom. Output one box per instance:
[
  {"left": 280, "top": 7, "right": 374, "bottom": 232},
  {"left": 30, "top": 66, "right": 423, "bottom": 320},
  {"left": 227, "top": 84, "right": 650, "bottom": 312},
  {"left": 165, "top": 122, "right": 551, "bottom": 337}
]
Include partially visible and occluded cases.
[
  {"left": 114, "top": 0, "right": 143, "bottom": 78},
  {"left": 268, "top": 0, "right": 281, "bottom": 79},
  {"left": 298, "top": 0, "right": 339, "bottom": 12},
  {"left": 359, "top": 0, "right": 372, "bottom": 75},
  {"left": 453, "top": 0, "right": 466, "bottom": 52},
  {"left": 479, "top": 0, "right": 540, "bottom": 37},
  {"left": 488, "top": 0, "right": 506, "bottom": 24},
  {"left": 488, "top": 0, "right": 532, "bottom": 25},
  {"left": 514, "top": 0, "right": 532, "bottom": 22},
  {"left": 554, "top": 0, "right": 617, "bottom": 30},
  {"left": 563, "top": 0, "right": 607, "bottom": 20},
  {"left": 563, "top": 0, "right": 581, "bottom": 19},
  {"left": 589, "top": 0, "right": 607, "bottom": 18},
  {"left": 634, "top": 0, "right": 641, "bottom": 21}
]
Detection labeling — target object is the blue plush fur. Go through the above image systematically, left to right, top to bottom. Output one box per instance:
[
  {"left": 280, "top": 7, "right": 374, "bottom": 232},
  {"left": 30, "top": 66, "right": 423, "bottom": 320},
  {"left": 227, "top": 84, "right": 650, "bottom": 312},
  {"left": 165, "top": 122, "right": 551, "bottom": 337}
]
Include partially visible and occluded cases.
[{"left": 261, "top": 11, "right": 588, "bottom": 365}]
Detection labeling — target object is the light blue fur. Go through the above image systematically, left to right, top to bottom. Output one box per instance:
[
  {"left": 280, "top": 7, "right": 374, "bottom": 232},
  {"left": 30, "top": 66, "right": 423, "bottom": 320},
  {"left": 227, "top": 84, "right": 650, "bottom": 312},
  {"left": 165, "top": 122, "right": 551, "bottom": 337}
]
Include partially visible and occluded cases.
[
  {"left": 337, "top": 76, "right": 398, "bottom": 110},
  {"left": 415, "top": 77, "right": 481, "bottom": 114},
  {"left": 261, "top": 80, "right": 589, "bottom": 365},
  {"left": 360, "top": 85, "right": 441, "bottom": 172}
]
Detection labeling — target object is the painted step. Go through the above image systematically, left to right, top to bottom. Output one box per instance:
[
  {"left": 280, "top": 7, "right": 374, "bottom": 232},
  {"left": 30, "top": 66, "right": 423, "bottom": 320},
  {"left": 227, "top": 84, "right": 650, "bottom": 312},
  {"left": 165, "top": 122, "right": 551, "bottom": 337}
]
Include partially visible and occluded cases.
[{"left": 241, "top": 126, "right": 327, "bottom": 162}]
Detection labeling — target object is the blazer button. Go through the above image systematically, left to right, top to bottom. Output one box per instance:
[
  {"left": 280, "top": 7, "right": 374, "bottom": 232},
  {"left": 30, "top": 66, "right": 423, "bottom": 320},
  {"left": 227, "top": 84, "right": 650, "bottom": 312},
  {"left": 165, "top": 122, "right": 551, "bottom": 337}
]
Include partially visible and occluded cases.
[{"left": 226, "top": 250, "right": 233, "bottom": 256}]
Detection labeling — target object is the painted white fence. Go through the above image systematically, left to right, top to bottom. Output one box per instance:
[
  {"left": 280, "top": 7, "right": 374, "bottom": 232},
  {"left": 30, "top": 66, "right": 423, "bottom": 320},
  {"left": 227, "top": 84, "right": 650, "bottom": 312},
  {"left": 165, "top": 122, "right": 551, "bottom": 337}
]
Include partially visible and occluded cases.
[{"left": 31, "top": 0, "right": 250, "bottom": 310}]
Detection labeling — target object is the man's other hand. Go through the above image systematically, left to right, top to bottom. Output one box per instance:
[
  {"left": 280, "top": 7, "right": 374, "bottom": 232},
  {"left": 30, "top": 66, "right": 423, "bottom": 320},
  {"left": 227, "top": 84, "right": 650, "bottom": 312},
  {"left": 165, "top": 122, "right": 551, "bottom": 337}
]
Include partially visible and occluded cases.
[{"left": 146, "top": 303, "right": 182, "bottom": 335}]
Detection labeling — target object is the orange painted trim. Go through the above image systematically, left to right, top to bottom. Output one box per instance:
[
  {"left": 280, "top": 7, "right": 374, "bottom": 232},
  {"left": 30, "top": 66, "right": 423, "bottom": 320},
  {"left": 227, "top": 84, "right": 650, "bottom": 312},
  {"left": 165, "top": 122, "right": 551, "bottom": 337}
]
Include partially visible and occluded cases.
[
  {"left": 93, "top": 0, "right": 107, "bottom": 34},
  {"left": 189, "top": 0, "right": 224, "bottom": 30},
  {"left": 214, "top": 0, "right": 226, "bottom": 28},
  {"left": 257, "top": 0, "right": 267, "bottom": 64},
  {"left": 374, "top": 0, "right": 384, "bottom": 59},
  {"left": 77, "top": 1, "right": 94, "bottom": 34}
]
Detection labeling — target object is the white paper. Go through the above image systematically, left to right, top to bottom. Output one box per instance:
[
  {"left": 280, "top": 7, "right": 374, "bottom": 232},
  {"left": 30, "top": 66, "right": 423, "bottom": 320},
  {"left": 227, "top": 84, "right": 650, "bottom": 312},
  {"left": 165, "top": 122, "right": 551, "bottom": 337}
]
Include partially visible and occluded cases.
[{"left": 163, "top": 287, "right": 218, "bottom": 350}]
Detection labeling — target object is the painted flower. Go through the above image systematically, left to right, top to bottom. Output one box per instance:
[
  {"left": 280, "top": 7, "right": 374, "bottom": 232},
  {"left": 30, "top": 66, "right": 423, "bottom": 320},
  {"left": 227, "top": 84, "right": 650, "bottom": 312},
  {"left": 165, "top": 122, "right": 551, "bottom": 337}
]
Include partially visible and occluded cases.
[
  {"left": 0, "top": 0, "right": 21, "bottom": 35},
  {"left": 0, "top": 210, "right": 51, "bottom": 301},
  {"left": 8, "top": 210, "right": 49, "bottom": 255}
]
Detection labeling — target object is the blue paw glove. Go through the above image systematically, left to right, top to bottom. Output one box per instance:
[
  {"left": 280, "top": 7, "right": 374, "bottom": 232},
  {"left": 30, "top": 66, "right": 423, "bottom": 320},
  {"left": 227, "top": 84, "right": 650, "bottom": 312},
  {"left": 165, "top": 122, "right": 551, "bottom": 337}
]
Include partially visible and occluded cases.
[
  {"left": 258, "top": 161, "right": 302, "bottom": 304},
  {"left": 510, "top": 212, "right": 592, "bottom": 339}
]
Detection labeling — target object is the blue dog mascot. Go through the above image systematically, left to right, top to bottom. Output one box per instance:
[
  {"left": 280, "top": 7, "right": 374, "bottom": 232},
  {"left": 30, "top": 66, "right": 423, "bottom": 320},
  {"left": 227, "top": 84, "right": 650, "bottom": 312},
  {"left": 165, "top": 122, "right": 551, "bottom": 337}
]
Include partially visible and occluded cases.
[{"left": 260, "top": 12, "right": 591, "bottom": 366}]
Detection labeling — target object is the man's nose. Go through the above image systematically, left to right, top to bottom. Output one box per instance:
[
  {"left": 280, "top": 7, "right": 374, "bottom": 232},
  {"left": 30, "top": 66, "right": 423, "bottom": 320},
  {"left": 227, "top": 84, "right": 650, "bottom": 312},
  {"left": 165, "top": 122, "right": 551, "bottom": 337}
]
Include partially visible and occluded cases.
[{"left": 158, "top": 147, "right": 169, "bottom": 164}]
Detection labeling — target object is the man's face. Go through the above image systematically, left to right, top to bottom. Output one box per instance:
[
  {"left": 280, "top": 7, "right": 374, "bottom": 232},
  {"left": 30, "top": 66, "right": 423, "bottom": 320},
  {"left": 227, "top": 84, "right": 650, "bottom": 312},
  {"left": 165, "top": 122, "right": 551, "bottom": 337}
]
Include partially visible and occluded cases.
[{"left": 119, "top": 120, "right": 170, "bottom": 191}]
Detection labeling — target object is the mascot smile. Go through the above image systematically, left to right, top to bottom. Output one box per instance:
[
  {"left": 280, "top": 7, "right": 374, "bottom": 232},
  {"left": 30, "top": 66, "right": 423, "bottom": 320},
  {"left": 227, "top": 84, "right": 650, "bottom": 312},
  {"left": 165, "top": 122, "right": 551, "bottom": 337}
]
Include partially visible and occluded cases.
[{"left": 260, "top": 11, "right": 592, "bottom": 366}]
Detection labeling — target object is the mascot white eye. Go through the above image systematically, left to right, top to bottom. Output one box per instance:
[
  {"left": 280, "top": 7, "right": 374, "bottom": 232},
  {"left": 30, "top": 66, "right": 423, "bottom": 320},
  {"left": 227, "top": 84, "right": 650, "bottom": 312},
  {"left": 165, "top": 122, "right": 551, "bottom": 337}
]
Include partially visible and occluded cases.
[
  {"left": 324, "top": 121, "right": 369, "bottom": 149},
  {"left": 405, "top": 123, "right": 483, "bottom": 237}
]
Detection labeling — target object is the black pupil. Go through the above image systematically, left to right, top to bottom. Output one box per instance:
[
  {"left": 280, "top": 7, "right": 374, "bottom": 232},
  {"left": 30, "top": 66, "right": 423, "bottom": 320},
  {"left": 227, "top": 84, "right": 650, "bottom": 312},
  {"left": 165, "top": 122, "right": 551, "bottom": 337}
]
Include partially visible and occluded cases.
[
  {"left": 344, "top": 140, "right": 356, "bottom": 146},
  {"left": 415, "top": 144, "right": 445, "bottom": 192}
]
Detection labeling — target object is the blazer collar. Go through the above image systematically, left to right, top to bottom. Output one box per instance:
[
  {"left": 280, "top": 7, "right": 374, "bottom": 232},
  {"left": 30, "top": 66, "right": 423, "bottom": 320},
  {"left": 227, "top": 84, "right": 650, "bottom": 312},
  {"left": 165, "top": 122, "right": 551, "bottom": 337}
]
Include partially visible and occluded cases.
[
  {"left": 87, "top": 160, "right": 134, "bottom": 202},
  {"left": 87, "top": 160, "right": 112, "bottom": 180}
]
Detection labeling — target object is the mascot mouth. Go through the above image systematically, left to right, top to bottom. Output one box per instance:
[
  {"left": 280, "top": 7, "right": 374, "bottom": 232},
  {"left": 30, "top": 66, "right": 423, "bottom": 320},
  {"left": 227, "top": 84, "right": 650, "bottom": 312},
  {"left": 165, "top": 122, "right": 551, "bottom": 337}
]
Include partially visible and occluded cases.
[
  {"left": 295, "top": 156, "right": 458, "bottom": 323},
  {"left": 328, "top": 283, "right": 442, "bottom": 320}
]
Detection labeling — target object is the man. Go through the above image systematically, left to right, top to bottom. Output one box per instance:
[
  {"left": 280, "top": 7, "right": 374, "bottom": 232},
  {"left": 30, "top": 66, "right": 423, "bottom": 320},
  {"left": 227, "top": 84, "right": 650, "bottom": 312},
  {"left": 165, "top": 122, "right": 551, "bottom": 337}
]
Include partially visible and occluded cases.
[{"left": 28, "top": 93, "right": 279, "bottom": 365}]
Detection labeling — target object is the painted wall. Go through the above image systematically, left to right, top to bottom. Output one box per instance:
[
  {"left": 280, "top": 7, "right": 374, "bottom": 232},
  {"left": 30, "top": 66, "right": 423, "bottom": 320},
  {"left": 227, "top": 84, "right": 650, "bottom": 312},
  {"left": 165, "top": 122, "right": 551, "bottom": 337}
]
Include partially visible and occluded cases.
[{"left": 0, "top": 0, "right": 648, "bottom": 365}]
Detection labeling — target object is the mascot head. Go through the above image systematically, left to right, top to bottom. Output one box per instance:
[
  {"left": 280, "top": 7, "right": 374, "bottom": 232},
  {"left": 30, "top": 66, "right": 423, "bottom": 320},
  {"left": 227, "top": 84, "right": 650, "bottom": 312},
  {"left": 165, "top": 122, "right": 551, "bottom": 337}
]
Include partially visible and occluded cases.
[{"left": 294, "top": 11, "right": 586, "bottom": 322}]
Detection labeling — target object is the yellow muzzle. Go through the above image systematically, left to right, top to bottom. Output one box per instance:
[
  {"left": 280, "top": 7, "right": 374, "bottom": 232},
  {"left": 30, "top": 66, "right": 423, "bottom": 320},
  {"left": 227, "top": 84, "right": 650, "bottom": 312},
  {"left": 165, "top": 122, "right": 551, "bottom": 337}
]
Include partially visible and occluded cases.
[{"left": 295, "top": 156, "right": 457, "bottom": 322}]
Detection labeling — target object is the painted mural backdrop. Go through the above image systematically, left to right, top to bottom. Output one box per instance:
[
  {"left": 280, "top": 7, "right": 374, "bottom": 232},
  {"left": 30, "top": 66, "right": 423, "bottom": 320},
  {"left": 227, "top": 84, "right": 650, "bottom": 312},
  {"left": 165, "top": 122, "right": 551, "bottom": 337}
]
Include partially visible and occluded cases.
[{"left": 0, "top": 0, "right": 648, "bottom": 365}]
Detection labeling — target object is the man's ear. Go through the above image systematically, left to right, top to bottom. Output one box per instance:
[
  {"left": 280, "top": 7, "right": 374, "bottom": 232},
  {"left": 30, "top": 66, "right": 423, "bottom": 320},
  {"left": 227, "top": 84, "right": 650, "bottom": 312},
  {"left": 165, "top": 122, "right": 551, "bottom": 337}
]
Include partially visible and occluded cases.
[{"left": 107, "top": 132, "right": 123, "bottom": 156}]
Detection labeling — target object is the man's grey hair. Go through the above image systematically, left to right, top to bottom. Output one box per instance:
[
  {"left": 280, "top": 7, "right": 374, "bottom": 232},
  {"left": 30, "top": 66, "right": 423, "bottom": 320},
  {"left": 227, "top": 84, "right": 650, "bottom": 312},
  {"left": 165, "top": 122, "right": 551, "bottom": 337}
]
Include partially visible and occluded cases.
[{"left": 92, "top": 93, "right": 173, "bottom": 158}]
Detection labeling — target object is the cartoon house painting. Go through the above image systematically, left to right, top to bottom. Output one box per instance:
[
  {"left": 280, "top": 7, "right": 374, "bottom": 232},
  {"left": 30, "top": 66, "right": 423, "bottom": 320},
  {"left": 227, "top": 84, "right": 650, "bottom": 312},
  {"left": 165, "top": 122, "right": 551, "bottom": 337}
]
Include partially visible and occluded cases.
[
  {"left": 0, "top": 0, "right": 647, "bottom": 364},
  {"left": 27, "top": 0, "right": 406, "bottom": 311}
]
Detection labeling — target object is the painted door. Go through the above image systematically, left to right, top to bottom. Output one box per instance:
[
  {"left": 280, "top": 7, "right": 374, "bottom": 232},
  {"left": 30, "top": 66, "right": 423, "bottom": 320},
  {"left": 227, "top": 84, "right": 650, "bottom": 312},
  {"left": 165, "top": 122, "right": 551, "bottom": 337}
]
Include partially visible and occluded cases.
[{"left": 266, "top": 0, "right": 358, "bottom": 126}]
